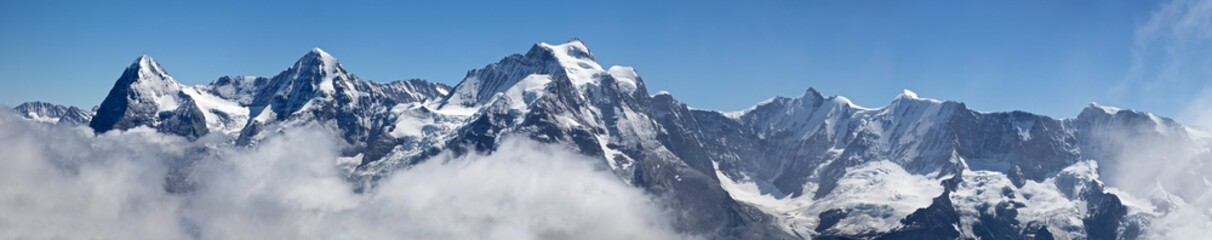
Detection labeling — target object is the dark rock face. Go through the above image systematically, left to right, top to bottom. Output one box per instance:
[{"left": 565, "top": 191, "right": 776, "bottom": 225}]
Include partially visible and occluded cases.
[
  {"left": 157, "top": 99, "right": 209, "bottom": 139},
  {"left": 12, "top": 101, "right": 93, "bottom": 125},
  {"left": 872, "top": 177, "right": 963, "bottom": 240},
  {"left": 1083, "top": 189, "right": 1128, "bottom": 240},
  {"left": 815, "top": 209, "right": 850, "bottom": 234}
]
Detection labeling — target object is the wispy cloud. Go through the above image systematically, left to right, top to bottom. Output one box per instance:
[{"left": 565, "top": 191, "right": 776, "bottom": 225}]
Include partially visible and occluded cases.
[
  {"left": 1123, "top": 0, "right": 1212, "bottom": 126},
  {"left": 1097, "top": 1, "right": 1212, "bottom": 238}
]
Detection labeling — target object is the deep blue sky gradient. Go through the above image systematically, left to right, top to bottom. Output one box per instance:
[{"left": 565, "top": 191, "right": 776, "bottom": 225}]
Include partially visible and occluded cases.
[{"left": 3, "top": 0, "right": 1200, "bottom": 120}]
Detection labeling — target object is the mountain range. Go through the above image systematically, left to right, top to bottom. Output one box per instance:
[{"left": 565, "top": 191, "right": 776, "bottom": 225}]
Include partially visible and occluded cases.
[{"left": 13, "top": 39, "right": 1212, "bottom": 239}]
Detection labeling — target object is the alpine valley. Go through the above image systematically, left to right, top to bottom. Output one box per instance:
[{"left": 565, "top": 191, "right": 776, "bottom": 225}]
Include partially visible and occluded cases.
[{"left": 13, "top": 40, "right": 1212, "bottom": 239}]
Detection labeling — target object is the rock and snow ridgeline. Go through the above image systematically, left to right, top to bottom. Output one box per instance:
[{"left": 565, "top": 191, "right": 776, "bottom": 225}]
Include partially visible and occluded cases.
[{"left": 11, "top": 40, "right": 1212, "bottom": 239}]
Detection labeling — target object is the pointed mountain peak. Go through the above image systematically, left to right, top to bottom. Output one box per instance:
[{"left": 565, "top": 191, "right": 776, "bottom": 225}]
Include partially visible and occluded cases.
[
  {"left": 251, "top": 47, "right": 361, "bottom": 119},
  {"left": 292, "top": 47, "right": 341, "bottom": 71},
  {"left": 310, "top": 47, "right": 329, "bottom": 55},
  {"left": 276, "top": 48, "right": 350, "bottom": 88},
  {"left": 91, "top": 54, "right": 184, "bottom": 133},
  {"left": 116, "top": 54, "right": 179, "bottom": 87},
  {"left": 127, "top": 54, "right": 171, "bottom": 79},
  {"left": 133, "top": 54, "right": 154, "bottom": 64},
  {"left": 802, "top": 87, "right": 825, "bottom": 100},
  {"left": 897, "top": 89, "right": 919, "bottom": 99}
]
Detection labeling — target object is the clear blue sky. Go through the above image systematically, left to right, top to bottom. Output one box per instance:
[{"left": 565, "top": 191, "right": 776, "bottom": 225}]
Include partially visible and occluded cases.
[{"left": 3, "top": 0, "right": 1209, "bottom": 122}]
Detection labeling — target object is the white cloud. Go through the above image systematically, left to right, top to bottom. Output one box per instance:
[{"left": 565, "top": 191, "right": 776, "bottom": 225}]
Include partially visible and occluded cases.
[{"left": 0, "top": 110, "right": 684, "bottom": 239}]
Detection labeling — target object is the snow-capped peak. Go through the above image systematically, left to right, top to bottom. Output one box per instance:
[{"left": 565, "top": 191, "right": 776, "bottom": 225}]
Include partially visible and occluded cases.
[
  {"left": 439, "top": 39, "right": 611, "bottom": 110},
  {"left": 535, "top": 39, "right": 604, "bottom": 86},
  {"left": 537, "top": 39, "right": 597, "bottom": 61},
  {"left": 304, "top": 47, "right": 339, "bottom": 67},
  {"left": 310, "top": 47, "right": 329, "bottom": 55},
  {"left": 276, "top": 48, "right": 356, "bottom": 96},
  {"left": 294, "top": 48, "right": 341, "bottom": 73},
  {"left": 90, "top": 54, "right": 187, "bottom": 133},
  {"left": 122, "top": 55, "right": 183, "bottom": 111},
  {"left": 129, "top": 55, "right": 176, "bottom": 85},
  {"left": 889, "top": 88, "right": 944, "bottom": 106},
  {"left": 898, "top": 89, "right": 919, "bottom": 99},
  {"left": 1086, "top": 102, "right": 1122, "bottom": 114}
]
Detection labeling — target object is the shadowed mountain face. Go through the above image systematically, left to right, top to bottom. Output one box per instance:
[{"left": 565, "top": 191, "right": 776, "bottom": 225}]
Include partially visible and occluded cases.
[
  {"left": 17, "top": 40, "right": 1208, "bottom": 239},
  {"left": 89, "top": 55, "right": 184, "bottom": 133}
]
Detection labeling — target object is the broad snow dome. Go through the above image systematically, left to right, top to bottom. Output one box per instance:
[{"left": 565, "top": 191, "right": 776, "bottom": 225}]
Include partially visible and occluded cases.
[
  {"left": 537, "top": 39, "right": 605, "bottom": 86},
  {"left": 539, "top": 40, "right": 643, "bottom": 94},
  {"left": 607, "top": 66, "right": 640, "bottom": 93}
]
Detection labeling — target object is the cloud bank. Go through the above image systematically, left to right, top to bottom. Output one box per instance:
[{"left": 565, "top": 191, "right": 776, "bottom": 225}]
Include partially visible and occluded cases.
[{"left": 0, "top": 110, "right": 683, "bottom": 239}]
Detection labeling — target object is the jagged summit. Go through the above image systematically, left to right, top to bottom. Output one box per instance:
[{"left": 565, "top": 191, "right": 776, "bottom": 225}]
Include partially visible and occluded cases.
[
  {"left": 441, "top": 40, "right": 600, "bottom": 109},
  {"left": 236, "top": 47, "right": 451, "bottom": 153},
  {"left": 288, "top": 47, "right": 344, "bottom": 79},
  {"left": 302, "top": 47, "right": 336, "bottom": 63},
  {"left": 248, "top": 48, "right": 361, "bottom": 120},
  {"left": 125, "top": 54, "right": 176, "bottom": 84},
  {"left": 132, "top": 54, "right": 155, "bottom": 67},
  {"left": 133, "top": 54, "right": 154, "bottom": 66},
  {"left": 127, "top": 55, "right": 174, "bottom": 83},
  {"left": 803, "top": 87, "right": 825, "bottom": 100},
  {"left": 13, "top": 101, "right": 93, "bottom": 125}
]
